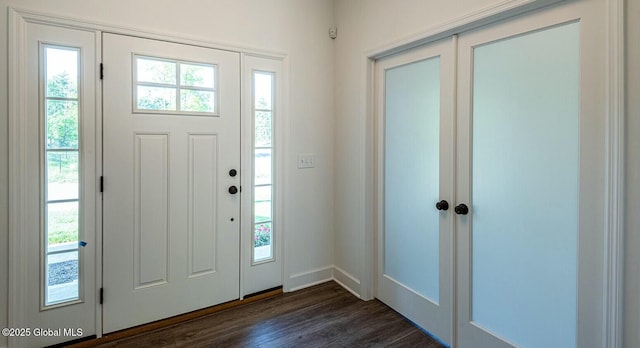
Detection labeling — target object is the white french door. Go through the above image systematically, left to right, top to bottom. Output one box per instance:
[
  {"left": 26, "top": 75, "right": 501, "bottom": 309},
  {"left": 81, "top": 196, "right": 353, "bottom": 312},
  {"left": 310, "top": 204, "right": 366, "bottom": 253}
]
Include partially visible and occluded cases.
[
  {"left": 377, "top": 0, "right": 607, "bottom": 346},
  {"left": 455, "top": 2, "right": 605, "bottom": 346},
  {"left": 102, "top": 34, "right": 241, "bottom": 333},
  {"left": 376, "top": 38, "right": 456, "bottom": 343}
]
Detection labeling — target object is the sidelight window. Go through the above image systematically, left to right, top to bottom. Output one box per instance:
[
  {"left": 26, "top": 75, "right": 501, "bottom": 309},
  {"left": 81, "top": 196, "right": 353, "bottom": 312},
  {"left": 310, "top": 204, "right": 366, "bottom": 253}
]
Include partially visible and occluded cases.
[
  {"left": 43, "top": 45, "right": 82, "bottom": 306},
  {"left": 253, "top": 71, "right": 275, "bottom": 263}
]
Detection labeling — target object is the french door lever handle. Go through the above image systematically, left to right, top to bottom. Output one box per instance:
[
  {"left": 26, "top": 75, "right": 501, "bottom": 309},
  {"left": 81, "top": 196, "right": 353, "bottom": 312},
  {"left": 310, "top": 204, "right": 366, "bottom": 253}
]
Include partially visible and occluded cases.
[
  {"left": 435, "top": 200, "right": 449, "bottom": 211},
  {"left": 454, "top": 203, "right": 469, "bottom": 215}
]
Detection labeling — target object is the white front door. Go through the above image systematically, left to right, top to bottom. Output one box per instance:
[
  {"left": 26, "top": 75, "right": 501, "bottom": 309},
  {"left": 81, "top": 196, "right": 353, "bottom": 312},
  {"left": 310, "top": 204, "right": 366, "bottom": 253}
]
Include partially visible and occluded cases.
[
  {"left": 455, "top": 1, "right": 606, "bottom": 346},
  {"left": 102, "top": 34, "right": 241, "bottom": 333},
  {"left": 376, "top": 38, "right": 456, "bottom": 344}
]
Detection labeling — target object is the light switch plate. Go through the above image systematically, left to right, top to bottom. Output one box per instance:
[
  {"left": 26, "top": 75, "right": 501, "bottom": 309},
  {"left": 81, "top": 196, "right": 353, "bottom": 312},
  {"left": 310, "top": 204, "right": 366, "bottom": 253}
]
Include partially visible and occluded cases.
[{"left": 298, "top": 154, "right": 315, "bottom": 168}]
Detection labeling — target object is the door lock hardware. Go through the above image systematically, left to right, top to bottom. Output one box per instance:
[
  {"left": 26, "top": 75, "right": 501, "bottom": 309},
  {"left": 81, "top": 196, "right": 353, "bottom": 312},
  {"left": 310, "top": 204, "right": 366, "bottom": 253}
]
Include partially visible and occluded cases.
[
  {"left": 436, "top": 200, "right": 449, "bottom": 211},
  {"left": 454, "top": 203, "right": 469, "bottom": 215}
]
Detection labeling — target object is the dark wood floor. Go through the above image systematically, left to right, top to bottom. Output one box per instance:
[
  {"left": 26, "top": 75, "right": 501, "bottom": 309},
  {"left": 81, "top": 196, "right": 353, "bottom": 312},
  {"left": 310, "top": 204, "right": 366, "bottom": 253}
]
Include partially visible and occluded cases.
[{"left": 94, "top": 281, "right": 444, "bottom": 347}]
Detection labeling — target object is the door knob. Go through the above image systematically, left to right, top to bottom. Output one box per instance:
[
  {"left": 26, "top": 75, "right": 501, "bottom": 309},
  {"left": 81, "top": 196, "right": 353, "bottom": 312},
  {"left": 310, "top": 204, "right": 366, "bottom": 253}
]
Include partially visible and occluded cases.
[
  {"left": 229, "top": 169, "right": 238, "bottom": 177},
  {"left": 228, "top": 186, "right": 239, "bottom": 195},
  {"left": 435, "top": 200, "right": 449, "bottom": 211},
  {"left": 454, "top": 203, "right": 469, "bottom": 215}
]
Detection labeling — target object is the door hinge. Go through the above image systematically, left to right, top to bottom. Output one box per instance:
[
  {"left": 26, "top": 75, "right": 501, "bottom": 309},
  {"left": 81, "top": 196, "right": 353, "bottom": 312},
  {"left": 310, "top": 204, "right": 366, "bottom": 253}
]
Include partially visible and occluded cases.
[
  {"left": 100, "top": 63, "right": 104, "bottom": 80},
  {"left": 100, "top": 176, "right": 104, "bottom": 193},
  {"left": 100, "top": 288, "right": 104, "bottom": 304}
]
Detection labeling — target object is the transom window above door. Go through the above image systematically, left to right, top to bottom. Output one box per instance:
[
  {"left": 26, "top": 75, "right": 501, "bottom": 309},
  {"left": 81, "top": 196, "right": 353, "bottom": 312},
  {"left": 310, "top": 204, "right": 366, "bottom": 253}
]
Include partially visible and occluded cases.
[{"left": 134, "top": 55, "right": 218, "bottom": 115}]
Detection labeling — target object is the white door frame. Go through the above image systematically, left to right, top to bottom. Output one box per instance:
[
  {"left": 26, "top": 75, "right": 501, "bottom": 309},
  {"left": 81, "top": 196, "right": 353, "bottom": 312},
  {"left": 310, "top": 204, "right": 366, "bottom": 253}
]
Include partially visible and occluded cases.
[
  {"left": 363, "top": 0, "right": 624, "bottom": 346},
  {"left": 8, "top": 6, "right": 290, "bottom": 341}
]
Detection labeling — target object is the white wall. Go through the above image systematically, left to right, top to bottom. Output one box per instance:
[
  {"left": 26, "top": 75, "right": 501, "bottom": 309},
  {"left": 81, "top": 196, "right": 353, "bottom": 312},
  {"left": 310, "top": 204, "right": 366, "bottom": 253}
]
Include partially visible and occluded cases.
[
  {"left": 624, "top": 0, "right": 640, "bottom": 346},
  {"left": 0, "top": 1, "right": 334, "bottom": 345}
]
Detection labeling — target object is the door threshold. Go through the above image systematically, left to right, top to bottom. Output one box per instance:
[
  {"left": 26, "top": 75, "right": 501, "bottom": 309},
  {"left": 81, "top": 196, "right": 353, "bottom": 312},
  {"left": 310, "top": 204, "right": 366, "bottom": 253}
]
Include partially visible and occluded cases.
[
  {"left": 243, "top": 285, "right": 283, "bottom": 299},
  {"left": 67, "top": 287, "right": 283, "bottom": 347}
]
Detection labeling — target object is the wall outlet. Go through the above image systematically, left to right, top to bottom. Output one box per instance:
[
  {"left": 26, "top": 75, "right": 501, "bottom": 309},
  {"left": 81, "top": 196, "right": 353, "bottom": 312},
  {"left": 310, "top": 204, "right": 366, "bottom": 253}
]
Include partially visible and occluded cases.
[{"left": 298, "top": 154, "right": 315, "bottom": 169}]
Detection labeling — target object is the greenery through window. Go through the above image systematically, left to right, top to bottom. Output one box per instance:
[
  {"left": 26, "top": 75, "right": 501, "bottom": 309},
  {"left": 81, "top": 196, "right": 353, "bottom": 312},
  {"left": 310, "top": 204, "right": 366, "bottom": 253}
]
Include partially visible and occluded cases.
[
  {"left": 44, "top": 46, "right": 81, "bottom": 306},
  {"left": 135, "top": 56, "right": 217, "bottom": 114},
  {"left": 253, "top": 71, "right": 274, "bottom": 263}
]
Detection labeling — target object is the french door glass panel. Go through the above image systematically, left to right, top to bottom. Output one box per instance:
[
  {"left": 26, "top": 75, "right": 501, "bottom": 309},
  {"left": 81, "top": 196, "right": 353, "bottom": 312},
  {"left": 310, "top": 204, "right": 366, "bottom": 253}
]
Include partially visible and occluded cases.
[
  {"left": 470, "top": 22, "right": 579, "bottom": 347},
  {"left": 385, "top": 56, "right": 441, "bottom": 303}
]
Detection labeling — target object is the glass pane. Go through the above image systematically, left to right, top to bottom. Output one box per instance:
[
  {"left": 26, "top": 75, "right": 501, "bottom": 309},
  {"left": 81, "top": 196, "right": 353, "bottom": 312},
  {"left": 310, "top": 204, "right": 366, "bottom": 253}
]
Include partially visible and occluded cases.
[
  {"left": 471, "top": 22, "right": 579, "bottom": 347},
  {"left": 46, "top": 47, "right": 78, "bottom": 99},
  {"left": 136, "top": 57, "right": 176, "bottom": 84},
  {"left": 384, "top": 57, "right": 440, "bottom": 304},
  {"left": 180, "top": 63, "right": 215, "bottom": 88},
  {"left": 252, "top": 70, "right": 275, "bottom": 264},
  {"left": 254, "top": 72, "right": 273, "bottom": 110},
  {"left": 136, "top": 86, "right": 177, "bottom": 111},
  {"left": 180, "top": 89, "right": 215, "bottom": 112},
  {"left": 46, "top": 100, "right": 78, "bottom": 149},
  {"left": 255, "top": 111, "right": 272, "bottom": 147},
  {"left": 255, "top": 149, "right": 272, "bottom": 186},
  {"left": 47, "top": 152, "right": 79, "bottom": 201},
  {"left": 254, "top": 185, "right": 272, "bottom": 223},
  {"left": 47, "top": 201, "right": 79, "bottom": 248},
  {"left": 254, "top": 223, "right": 273, "bottom": 262},
  {"left": 46, "top": 250, "right": 79, "bottom": 305}
]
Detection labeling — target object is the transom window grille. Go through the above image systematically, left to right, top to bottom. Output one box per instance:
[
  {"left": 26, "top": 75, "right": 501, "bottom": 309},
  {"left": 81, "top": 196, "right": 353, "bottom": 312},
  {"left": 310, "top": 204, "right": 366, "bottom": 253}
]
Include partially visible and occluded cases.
[
  {"left": 43, "top": 45, "right": 82, "bottom": 306},
  {"left": 134, "top": 55, "right": 218, "bottom": 114},
  {"left": 253, "top": 71, "right": 275, "bottom": 263}
]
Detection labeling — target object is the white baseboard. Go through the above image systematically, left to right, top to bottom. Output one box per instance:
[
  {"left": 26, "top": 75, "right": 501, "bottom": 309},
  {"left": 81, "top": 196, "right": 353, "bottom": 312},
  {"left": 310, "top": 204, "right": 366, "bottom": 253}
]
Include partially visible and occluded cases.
[
  {"left": 287, "top": 265, "right": 364, "bottom": 300},
  {"left": 287, "top": 266, "right": 334, "bottom": 292},
  {"left": 333, "top": 266, "right": 361, "bottom": 299}
]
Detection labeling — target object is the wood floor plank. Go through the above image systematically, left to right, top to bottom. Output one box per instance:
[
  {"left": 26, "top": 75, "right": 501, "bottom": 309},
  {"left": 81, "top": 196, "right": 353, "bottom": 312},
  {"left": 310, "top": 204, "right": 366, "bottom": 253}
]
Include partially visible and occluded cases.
[{"left": 91, "top": 281, "right": 444, "bottom": 347}]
